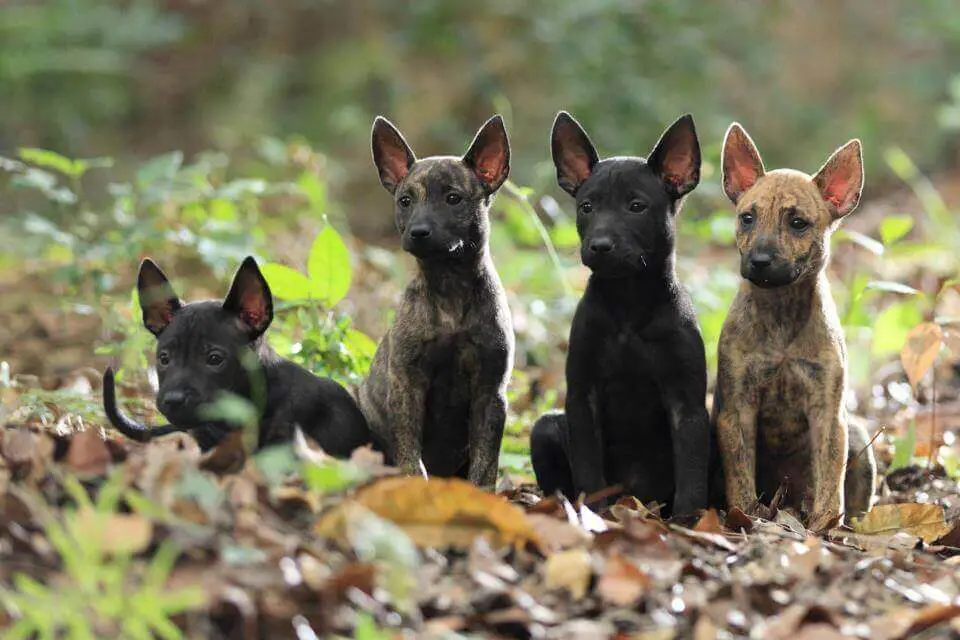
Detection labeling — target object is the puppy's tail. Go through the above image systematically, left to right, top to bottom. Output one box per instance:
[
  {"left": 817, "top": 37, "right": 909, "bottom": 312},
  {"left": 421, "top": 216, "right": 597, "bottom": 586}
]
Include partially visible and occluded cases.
[{"left": 102, "top": 367, "right": 181, "bottom": 442}]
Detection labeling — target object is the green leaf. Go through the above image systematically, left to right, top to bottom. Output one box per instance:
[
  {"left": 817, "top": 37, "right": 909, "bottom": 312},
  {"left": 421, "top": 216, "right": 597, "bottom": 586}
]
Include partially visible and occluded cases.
[
  {"left": 884, "top": 147, "right": 917, "bottom": 182},
  {"left": 18, "top": 148, "right": 79, "bottom": 177},
  {"left": 136, "top": 151, "right": 183, "bottom": 188},
  {"left": 879, "top": 215, "right": 914, "bottom": 246},
  {"left": 550, "top": 221, "right": 580, "bottom": 249},
  {"left": 307, "top": 225, "right": 352, "bottom": 306},
  {"left": 833, "top": 229, "right": 884, "bottom": 256},
  {"left": 260, "top": 263, "right": 315, "bottom": 301},
  {"left": 865, "top": 280, "right": 922, "bottom": 297},
  {"left": 872, "top": 300, "right": 924, "bottom": 356},
  {"left": 342, "top": 328, "right": 377, "bottom": 361},
  {"left": 197, "top": 393, "right": 258, "bottom": 431},
  {"left": 888, "top": 421, "right": 916, "bottom": 473},
  {"left": 254, "top": 443, "right": 299, "bottom": 487},
  {"left": 302, "top": 459, "right": 366, "bottom": 494}
]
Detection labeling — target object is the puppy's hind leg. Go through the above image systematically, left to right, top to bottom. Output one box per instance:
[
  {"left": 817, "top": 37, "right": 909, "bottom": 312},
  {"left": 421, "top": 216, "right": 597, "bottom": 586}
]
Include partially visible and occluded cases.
[
  {"left": 531, "top": 411, "right": 575, "bottom": 500},
  {"left": 843, "top": 418, "right": 877, "bottom": 523}
]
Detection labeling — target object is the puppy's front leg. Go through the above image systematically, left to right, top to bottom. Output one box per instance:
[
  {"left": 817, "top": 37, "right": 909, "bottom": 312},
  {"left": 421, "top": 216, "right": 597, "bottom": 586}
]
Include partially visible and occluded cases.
[
  {"left": 386, "top": 350, "right": 429, "bottom": 477},
  {"left": 715, "top": 360, "right": 759, "bottom": 512},
  {"left": 662, "top": 387, "right": 710, "bottom": 515},
  {"left": 467, "top": 388, "right": 507, "bottom": 488},
  {"left": 807, "top": 396, "right": 847, "bottom": 528}
]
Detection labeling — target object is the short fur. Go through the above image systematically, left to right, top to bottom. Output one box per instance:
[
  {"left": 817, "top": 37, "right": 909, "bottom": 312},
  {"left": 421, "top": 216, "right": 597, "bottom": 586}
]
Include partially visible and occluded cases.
[
  {"left": 530, "top": 112, "right": 712, "bottom": 516},
  {"left": 359, "top": 115, "right": 514, "bottom": 486},
  {"left": 714, "top": 123, "right": 877, "bottom": 527},
  {"left": 102, "top": 256, "right": 374, "bottom": 456}
]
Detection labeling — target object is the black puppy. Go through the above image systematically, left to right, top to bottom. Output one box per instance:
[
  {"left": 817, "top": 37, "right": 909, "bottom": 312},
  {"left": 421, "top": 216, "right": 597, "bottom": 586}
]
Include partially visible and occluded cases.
[
  {"left": 530, "top": 112, "right": 711, "bottom": 516},
  {"left": 103, "top": 256, "right": 374, "bottom": 456}
]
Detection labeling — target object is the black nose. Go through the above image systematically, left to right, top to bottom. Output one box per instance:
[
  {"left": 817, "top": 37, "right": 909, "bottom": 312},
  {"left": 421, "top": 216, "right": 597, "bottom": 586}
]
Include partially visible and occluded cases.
[
  {"left": 409, "top": 225, "right": 431, "bottom": 240},
  {"left": 589, "top": 237, "right": 614, "bottom": 254},
  {"left": 750, "top": 251, "right": 774, "bottom": 269},
  {"left": 161, "top": 389, "right": 187, "bottom": 409}
]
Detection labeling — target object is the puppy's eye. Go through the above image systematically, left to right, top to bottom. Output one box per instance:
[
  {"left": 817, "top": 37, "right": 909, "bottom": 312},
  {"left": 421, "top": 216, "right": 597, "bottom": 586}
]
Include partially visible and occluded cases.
[
  {"left": 446, "top": 193, "right": 462, "bottom": 205},
  {"left": 398, "top": 195, "right": 412, "bottom": 208},
  {"left": 578, "top": 201, "right": 593, "bottom": 214},
  {"left": 629, "top": 201, "right": 646, "bottom": 213},
  {"left": 739, "top": 213, "right": 755, "bottom": 227},
  {"left": 789, "top": 217, "right": 810, "bottom": 231},
  {"left": 157, "top": 351, "right": 170, "bottom": 367},
  {"left": 206, "top": 353, "right": 224, "bottom": 367}
]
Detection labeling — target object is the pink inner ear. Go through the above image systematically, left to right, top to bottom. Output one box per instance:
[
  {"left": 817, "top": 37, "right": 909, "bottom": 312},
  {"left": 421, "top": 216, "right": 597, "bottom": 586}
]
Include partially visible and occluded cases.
[
  {"left": 474, "top": 146, "right": 506, "bottom": 184},
  {"left": 563, "top": 152, "right": 592, "bottom": 184},
  {"left": 730, "top": 163, "right": 759, "bottom": 194},
  {"left": 821, "top": 175, "right": 853, "bottom": 209},
  {"left": 240, "top": 293, "right": 266, "bottom": 329}
]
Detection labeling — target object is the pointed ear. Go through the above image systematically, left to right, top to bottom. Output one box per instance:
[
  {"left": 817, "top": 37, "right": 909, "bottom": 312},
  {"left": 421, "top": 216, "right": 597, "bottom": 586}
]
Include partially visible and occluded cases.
[
  {"left": 551, "top": 111, "right": 599, "bottom": 197},
  {"left": 462, "top": 114, "right": 510, "bottom": 193},
  {"left": 647, "top": 114, "right": 701, "bottom": 200},
  {"left": 371, "top": 116, "right": 416, "bottom": 194},
  {"left": 721, "top": 123, "right": 766, "bottom": 204},
  {"left": 813, "top": 139, "right": 864, "bottom": 219},
  {"left": 222, "top": 257, "right": 273, "bottom": 339},
  {"left": 137, "top": 258, "right": 182, "bottom": 336}
]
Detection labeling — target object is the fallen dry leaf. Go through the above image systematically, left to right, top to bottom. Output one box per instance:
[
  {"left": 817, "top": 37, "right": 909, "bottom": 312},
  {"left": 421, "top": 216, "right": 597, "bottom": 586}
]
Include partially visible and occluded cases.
[
  {"left": 900, "top": 322, "right": 943, "bottom": 389},
  {"left": 64, "top": 427, "right": 111, "bottom": 477},
  {"left": 200, "top": 431, "right": 248, "bottom": 476},
  {"left": 314, "top": 476, "right": 540, "bottom": 549},
  {"left": 854, "top": 503, "right": 952, "bottom": 543},
  {"left": 725, "top": 507, "right": 753, "bottom": 533},
  {"left": 68, "top": 509, "right": 153, "bottom": 555},
  {"left": 694, "top": 509, "right": 723, "bottom": 534},
  {"left": 542, "top": 547, "right": 592, "bottom": 599},
  {"left": 596, "top": 552, "right": 650, "bottom": 606}
]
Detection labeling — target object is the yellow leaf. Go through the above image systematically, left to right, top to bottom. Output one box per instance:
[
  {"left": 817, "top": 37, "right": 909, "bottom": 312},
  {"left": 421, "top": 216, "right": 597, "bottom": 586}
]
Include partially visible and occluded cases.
[
  {"left": 900, "top": 323, "right": 943, "bottom": 389},
  {"left": 315, "top": 476, "right": 540, "bottom": 550},
  {"left": 853, "top": 503, "right": 951, "bottom": 543},
  {"left": 68, "top": 510, "right": 154, "bottom": 555},
  {"left": 542, "top": 548, "right": 592, "bottom": 599}
]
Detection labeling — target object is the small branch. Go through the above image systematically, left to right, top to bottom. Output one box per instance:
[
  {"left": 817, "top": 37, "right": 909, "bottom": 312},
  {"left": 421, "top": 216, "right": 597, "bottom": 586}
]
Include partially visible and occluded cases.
[{"left": 853, "top": 425, "right": 886, "bottom": 463}]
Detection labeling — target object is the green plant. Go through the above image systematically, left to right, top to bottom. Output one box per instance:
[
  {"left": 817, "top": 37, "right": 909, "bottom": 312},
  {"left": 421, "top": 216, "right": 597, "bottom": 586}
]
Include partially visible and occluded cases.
[
  {"left": 260, "top": 223, "right": 377, "bottom": 385},
  {"left": 1, "top": 473, "right": 204, "bottom": 639}
]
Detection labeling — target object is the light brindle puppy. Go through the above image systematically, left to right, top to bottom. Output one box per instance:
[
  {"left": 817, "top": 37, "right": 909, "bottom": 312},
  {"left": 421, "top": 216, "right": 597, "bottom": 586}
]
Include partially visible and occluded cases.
[{"left": 714, "top": 123, "right": 877, "bottom": 529}]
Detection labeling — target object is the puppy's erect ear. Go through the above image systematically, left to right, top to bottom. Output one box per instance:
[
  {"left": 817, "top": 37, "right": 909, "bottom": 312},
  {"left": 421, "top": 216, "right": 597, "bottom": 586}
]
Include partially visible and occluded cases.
[
  {"left": 551, "top": 111, "right": 599, "bottom": 197},
  {"left": 647, "top": 113, "right": 701, "bottom": 201},
  {"left": 463, "top": 114, "right": 510, "bottom": 193},
  {"left": 372, "top": 116, "right": 416, "bottom": 195},
  {"left": 721, "top": 123, "right": 766, "bottom": 204},
  {"left": 813, "top": 139, "right": 864, "bottom": 219},
  {"left": 222, "top": 256, "right": 273, "bottom": 339},
  {"left": 137, "top": 258, "right": 182, "bottom": 336}
]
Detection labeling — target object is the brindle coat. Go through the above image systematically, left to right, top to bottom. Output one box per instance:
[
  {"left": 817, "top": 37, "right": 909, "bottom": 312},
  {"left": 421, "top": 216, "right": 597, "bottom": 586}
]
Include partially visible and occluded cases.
[
  {"left": 358, "top": 115, "right": 514, "bottom": 487},
  {"left": 714, "top": 123, "right": 877, "bottom": 528}
]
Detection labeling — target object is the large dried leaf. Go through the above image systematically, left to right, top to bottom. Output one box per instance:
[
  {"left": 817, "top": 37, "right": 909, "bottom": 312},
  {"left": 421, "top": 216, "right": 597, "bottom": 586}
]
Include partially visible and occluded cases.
[
  {"left": 900, "top": 322, "right": 943, "bottom": 389},
  {"left": 64, "top": 427, "right": 111, "bottom": 477},
  {"left": 314, "top": 476, "right": 540, "bottom": 550},
  {"left": 853, "top": 503, "right": 951, "bottom": 543},
  {"left": 68, "top": 510, "right": 154, "bottom": 555},
  {"left": 542, "top": 548, "right": 592, "bottom": 599},
  {"left": 596, "top": 552, "right": 650, "bottom": 606}
]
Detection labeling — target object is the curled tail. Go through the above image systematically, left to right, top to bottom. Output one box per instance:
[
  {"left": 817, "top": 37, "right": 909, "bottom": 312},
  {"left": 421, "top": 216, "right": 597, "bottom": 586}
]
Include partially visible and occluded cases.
[{"left": 102, "top": 367, "right": 182, "bottom": 442}]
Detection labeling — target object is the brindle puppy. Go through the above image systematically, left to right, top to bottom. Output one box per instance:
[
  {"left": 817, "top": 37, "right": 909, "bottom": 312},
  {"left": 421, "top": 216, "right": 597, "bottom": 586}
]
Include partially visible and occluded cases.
[
  {"left": 358, "top": 115, "right": 514, "bottom": 487},
  {"left": 714, "top": 123, "right": 877, "bottom": 528}
]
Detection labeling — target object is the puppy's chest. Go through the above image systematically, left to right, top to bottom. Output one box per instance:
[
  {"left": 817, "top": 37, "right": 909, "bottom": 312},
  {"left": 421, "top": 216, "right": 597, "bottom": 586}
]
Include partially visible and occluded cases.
[{"left": 594, "top": 327, "right": 659, "bottom": 387}]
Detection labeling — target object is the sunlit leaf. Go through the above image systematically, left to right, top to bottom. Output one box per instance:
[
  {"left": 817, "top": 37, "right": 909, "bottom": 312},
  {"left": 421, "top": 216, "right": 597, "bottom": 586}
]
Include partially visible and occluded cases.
[
  {"left": 18, "top": 148, "right": 79, "bottom": 177},
  {"left": 136, "top": 151, "right": 183, "bottom": 188},
  {"left": 879, "top": 215, "right": 914, "bottom": 246},
  {"left": 307, "top": 225, "right": 352, "bottom": 306},
  {"left": 833, "top": 229, "right": 884, "bottom": 256},
  {"left": 260, "top": 262, "right": 315, "bottom": 301},
  {"left": 865, "top": 280, "right": 922, "bottom": 296},
  {"left": 872, "top": 300, "right": 924, "bottom": 356},
  {"left": 900, "top": 322, "right": 943, "bottom": 389},
  {"left": 342, "top": 328, "right": 377, "bottom": 361},
  {"left": 888, "top": 421, "right": 917, "bottom": 475},
  {"left": 853, "top": 503, "right": 951, "bottom": 543}
]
